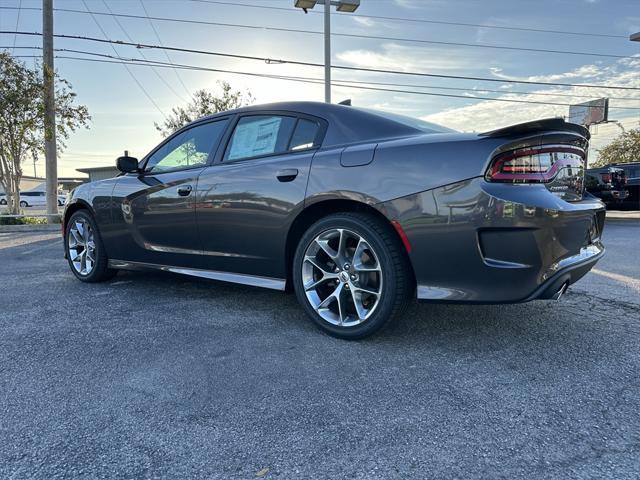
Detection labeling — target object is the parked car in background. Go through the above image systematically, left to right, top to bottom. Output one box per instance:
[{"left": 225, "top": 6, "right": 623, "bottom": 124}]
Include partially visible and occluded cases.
[
  {"left": 62, "top": 102, "right": 605, "bottom": 339},
  {"left": 610, "top": 162, "right": 640, "bottom": 210},
  {"left": 585, "top": 166, "right": 629, "bottom": 208},
  {"left": 0, "top": 191, "right": 66, "bottom": 208}
]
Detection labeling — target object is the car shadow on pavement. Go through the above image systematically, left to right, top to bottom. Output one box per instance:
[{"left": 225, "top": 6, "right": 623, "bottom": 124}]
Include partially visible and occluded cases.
[{"left": 99, "top": 269, "right": 622, "bottom": 367}]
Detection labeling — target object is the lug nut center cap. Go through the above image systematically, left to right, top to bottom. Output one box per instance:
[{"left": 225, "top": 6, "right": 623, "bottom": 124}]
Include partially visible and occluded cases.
[{"left": 338, "top": 271, "right": 350, "bottom": 283}]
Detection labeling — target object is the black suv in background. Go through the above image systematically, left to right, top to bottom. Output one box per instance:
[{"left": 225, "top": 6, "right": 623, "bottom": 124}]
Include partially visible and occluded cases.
[
  {"left": 611, "top": 162, "right": 640, "bottom": 210},
  {"left": 586, "top": 166, "right": 632, "bottom": 209}
]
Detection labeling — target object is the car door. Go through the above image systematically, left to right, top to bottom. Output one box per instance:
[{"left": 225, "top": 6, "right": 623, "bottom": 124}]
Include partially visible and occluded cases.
[
  {"left": 196, "top": 113, "right": 325, "bottom": 279},
  {"left": 109, "top": 118, "right": 229, "bottom": 268}
]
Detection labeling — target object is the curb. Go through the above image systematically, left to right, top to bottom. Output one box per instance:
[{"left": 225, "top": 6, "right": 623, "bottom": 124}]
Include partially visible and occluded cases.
[
  {"left": 605, "top": 212, "right": 640, "bottom": 223},
  {"left": 0, "top": 224, "right": 61, "bottom": 233}
]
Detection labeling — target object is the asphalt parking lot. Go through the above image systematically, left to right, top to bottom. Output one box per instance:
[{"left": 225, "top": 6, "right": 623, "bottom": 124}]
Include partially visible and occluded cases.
[{"left": 1, "top": 220, "right": 639, "bottom": 479}]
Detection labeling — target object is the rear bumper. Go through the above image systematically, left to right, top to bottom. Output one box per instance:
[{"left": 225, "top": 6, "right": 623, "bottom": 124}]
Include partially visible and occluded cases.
[
  {"left": 378, "top": 177, "right": 606, "bottom": 303},
  {"left": 521, "top": 242, "right": 603, "bottom": 301}
]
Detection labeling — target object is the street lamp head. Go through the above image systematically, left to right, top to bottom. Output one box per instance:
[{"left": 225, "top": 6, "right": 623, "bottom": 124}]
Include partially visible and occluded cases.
[
  {"left": 294, "top": 0, "right": 318, "bottom": 9},
  {"left": 335, "top": 0, "right": 360, "bottom": 12},
  {"left": 631, "top": 32, "right": 640, "bottom": 42}
]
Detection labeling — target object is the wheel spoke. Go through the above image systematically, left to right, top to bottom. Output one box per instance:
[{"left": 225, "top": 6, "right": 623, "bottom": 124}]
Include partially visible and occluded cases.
[
  {"left": 75, "top": 221, "right": 85, "bottom": 240},
  {"left": 70, "top": 228, "right": 82, "bottom": 245},
  {"left": 336, "top": 228, "right": 347, "bottom": 260},
  {"left": 315, "top": 237, "right": 338, "bottom": 260},
  {"left": 353, "top": 238, "right": 381, "bottom": 272},
  {"left": 304, "top": 256, "right": 334, "bottom": 275},
  {"left": 304, "top": 276, "right": 331, "bottom": 291},
  {"left": 317, "top": 282, "right": 342, "bottom": 309},
  {"left": 353, "top": 284, "right": 381, "bottom": 296},
  {"left": 336, "top": 286, "right": 345, "bottom": 325},
  {"left": 350, "top": 289, "right": 368, "bottom": 321}
]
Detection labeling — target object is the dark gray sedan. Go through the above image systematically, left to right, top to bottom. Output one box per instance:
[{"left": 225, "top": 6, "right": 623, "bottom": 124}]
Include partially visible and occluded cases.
[{"left": 63, "top": 102, "right": 605, "bottom": 339}]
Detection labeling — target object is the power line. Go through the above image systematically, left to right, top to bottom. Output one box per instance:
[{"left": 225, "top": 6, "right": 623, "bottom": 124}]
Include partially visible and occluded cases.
[
  {"left": 11, "top": 0, "right": 22, "bottom": 54},
  {"left": 79, "top": 0, "right": 166, "bottom": 118},
  {"left": 100, "top": 0, "right": 187, "bottom": 103},
  {"left": 138, "top": 0, "right": 191, "bottom": 98},
  {"left": 186, "top": 0, "right": 628, "bottom": 39},
  {"left": 0, "top": 6, "right": 633, "bottom": 60},
  {"left": 5, "top": 31, "right": 639, "bottom": 92},
  {"left": 9, "top": 44, "right": 640, "bottom": 103},
  {"left": 13, "top": 52, "right": 640, "bottom": 110}
]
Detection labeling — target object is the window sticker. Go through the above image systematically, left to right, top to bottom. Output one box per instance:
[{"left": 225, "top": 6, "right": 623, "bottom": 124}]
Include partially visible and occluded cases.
[{"left": 228, "top": 117, "right": 282, "bottom": 160}]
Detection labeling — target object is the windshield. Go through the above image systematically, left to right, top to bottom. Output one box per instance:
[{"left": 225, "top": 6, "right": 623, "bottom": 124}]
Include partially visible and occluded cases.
[{"left": 358, "top": 108, "right": 457, "bottom": 134}]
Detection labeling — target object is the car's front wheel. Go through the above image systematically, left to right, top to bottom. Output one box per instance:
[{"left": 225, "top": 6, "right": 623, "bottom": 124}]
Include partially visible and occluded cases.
[
  {"left": 19, "top": 200, "right": 28, "bottom": 208},
  {"left": 65, "top": 210, "right": 116, "bottom": 282},
  {"left": 293, "top": 212, "right": 413, "bottom": 339}
]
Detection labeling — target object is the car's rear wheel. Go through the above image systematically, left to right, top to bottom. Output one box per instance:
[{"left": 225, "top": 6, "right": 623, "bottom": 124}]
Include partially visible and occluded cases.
[
  {"left": 0, "top": 199, "right": 6, "bottom": 205},
  {"left": 19, "top": 200, "right": 28, "bottom": 208},
  {"left": 65, "top": 210, "right": 116, "bottom": 282},
  {"left": 293, "top": 212, "right": 413, "bottom": 339}
]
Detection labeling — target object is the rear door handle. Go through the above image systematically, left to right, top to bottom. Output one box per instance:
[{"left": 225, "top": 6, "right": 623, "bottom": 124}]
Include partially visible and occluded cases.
[
  {"left": 276, "top": 169, "right": 299, "bottom": 182},
  {"left": 177, "top": 185, "right": 193, "bottom": 196}
]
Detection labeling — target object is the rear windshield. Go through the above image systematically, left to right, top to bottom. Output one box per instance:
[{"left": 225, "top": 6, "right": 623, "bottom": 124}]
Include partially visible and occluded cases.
[{"left": 357, "top": 108, "right": 457, "bottom": 134}]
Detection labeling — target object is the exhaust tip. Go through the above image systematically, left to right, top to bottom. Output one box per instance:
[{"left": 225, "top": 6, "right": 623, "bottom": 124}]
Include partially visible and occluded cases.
[{"left": 551, "top": 282, "right": 569, "bottom": 301}]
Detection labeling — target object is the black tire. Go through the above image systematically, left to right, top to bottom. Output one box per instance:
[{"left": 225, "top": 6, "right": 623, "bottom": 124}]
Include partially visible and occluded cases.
[
  {"left": 0, "top": 199, "right": 6, "bottom": 205},
  {"left": 19, "top": 201, "right": 28, "bottom": 208},
  {"left": 64, "top": 210, "right": 117, "bottom": 283},
  {"left": 293, "top": 212, "right": 413, "bottom": 340}
]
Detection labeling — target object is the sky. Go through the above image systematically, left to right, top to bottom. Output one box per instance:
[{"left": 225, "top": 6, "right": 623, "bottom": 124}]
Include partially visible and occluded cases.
[{"left": 1, "top": 0, "right": 640, "bottom": 177}]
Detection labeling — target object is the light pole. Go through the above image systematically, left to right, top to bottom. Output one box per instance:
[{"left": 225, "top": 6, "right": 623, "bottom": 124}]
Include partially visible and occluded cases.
[{"left": 294, "top": 0, "right": 360, "bottom": 103}]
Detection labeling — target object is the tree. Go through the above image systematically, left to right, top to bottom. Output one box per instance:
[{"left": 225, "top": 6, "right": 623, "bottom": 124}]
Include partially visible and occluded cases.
[
  {"left": 0, "top": 52, "right": 90, "bottom": 214},
  {"left": 154, "top": 81, "right": 253, "bottom": 137},
  {"left": 592, "top": 128, "right": 640, "bottom": 168}
]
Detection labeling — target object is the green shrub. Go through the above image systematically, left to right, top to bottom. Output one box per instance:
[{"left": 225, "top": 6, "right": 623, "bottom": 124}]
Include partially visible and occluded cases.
[{"left": 0, "top": 214, "right": 59, "bottom": 225}]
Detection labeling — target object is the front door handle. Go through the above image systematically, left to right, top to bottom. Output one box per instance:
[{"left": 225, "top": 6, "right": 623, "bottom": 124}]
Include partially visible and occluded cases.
[
  {"left": 276, "top": 168, "right": 299, "bottom": 182},
  {"left": 177, "top": 185, "right": 193, "bottom": 196}
]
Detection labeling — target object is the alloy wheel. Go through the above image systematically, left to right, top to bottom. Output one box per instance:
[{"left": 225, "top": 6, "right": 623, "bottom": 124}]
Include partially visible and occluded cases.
[
  {"left": 68, "top": 218, "right": 96, "bottom": 276},
  {"left": 302, "top": 228, "right": 383, "bottom": 327}
]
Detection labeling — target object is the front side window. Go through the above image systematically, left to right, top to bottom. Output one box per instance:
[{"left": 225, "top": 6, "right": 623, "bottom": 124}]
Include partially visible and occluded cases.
[
  {"left": 225, "top": 115, "right": 298, "bottom": 161},
  {"left": 145, "top": 119, "right": 228, "bottom": 173}
]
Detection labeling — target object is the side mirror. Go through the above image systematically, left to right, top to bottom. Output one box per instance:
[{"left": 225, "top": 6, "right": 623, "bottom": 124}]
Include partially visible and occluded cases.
[{"left": 116, "top": 151, "right": 139, "bottom": 173}]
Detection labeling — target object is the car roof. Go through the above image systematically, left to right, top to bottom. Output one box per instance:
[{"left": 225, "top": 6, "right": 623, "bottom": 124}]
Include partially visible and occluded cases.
[{"left": 197, "top": 101, "right": 450, "bottom": 146}]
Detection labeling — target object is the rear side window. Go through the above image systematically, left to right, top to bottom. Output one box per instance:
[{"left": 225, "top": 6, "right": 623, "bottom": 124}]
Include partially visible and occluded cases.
[
  {"left": 226, "top": 115, "right": 296, "bottom": 161},
  {"left": 289, "top": 119, "right": 320, "bottom": 151}
]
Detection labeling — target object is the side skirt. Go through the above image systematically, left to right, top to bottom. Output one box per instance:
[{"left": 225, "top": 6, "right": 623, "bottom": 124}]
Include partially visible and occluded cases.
[{"left": 107, "top": 259, "right": 286, "bottom": 291}]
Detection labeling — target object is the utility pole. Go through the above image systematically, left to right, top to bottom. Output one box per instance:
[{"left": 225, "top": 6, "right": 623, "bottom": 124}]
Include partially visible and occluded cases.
[
  {"left": 43, "top": 0, "right": 58, "bottom": 222},
  {"left": 324, "top": 0, "right": 331, "bottom": 104}
]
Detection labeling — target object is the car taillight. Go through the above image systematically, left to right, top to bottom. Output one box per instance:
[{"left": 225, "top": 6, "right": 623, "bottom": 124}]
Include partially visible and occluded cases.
[
  {"left": 486, "top": 145, "right": 585, "bottom": 183},
  {"left": 601, "top": 173, "right": 611, "bottom": 184}
]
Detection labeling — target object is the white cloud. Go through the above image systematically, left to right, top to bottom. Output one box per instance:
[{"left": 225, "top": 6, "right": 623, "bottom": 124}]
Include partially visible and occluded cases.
[
  {"left": 392, "top": 0, "right": 424, "bottom": 9},
  {"left": 352, "top": 16, "right": 376, "bottom": 28},
  {"left": 336, "top": 43, "right": 485, "bottom": 72},
  {"left": 421, "top": 56, "right": 640, "bottom": 163},
  {"left": 489, "top": 65, "right": 604, "bottom": 83}
]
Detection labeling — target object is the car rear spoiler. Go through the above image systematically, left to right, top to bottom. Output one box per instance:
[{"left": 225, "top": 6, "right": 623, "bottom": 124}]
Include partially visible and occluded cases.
[{"left": 480, "top": 118, "right": 590, "bottom": 140}]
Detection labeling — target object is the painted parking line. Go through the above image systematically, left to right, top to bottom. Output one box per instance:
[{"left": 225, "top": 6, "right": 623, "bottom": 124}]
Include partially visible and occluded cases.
[{"left": 591, "top": 268, "right": 640, "bottom": 293}]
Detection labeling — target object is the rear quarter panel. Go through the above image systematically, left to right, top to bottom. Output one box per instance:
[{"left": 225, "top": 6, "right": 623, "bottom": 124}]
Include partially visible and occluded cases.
[{"left": 306, "top": 133, "right": 504, "bottom": 205}]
